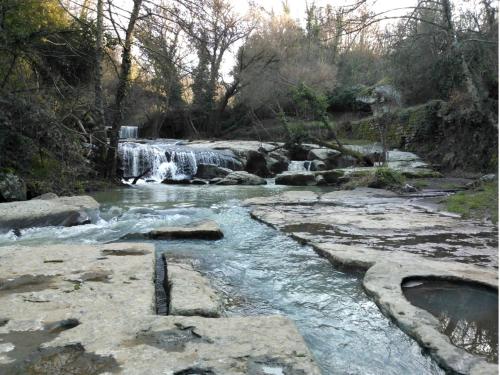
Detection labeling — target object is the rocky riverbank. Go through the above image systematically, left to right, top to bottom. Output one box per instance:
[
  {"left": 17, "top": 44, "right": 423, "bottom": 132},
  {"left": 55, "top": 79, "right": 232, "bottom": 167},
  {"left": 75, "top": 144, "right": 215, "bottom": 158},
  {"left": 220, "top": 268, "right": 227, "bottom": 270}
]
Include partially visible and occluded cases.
[
  {"left": 245, "top": 188, "right": 498, "bottom": 374},
  {"left": 0, "top": 195, "right": 99, "bottom": 232},
  {"left": 0, "top": 243, "right": 320, "bottom": 374}
]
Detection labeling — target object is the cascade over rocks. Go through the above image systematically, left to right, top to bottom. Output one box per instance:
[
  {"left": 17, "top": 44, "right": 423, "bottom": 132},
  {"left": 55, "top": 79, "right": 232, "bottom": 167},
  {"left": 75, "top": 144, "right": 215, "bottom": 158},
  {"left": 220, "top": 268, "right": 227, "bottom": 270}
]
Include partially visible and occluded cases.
[{"left": 117, "top": 138, "right": 436, "bottom": 187}]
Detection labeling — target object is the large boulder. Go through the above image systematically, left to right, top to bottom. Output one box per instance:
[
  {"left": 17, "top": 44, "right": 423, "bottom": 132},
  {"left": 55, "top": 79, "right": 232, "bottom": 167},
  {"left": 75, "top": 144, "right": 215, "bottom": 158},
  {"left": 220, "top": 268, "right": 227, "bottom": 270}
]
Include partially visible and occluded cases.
[
  {"left": 307, "top": 148, "right": 341, "bottom": 162},
  {"left": 245, "top": 150, "right": 269, "bottom": 177},
  {"left": 334, "top": 155, "right": 357, "bottom": 168},
  {"left": 266, "top": 157, "right": 289, "bottom": 175},
  {"left": 310, "top": 160, "right": 327, "bottom": 171},
  {"left": 194, "top": 163, "right": 232, "bottom": 179},
  {"left": 321, "top": 169, "right": 345, "bottom": 183},
  {"left": 216, "top": 171, "right": 267, "bottom": 185},
  {"left": 275, "top": 172, "right": 316, "bottom": 186},
  {"left": 0, "top": 173, "right": 26, "bottom": 202},
  {"left": 162, "top": 178, "right": 191, "bottom": 184},
  {"left": 0, "top": 195, "right": 99, "bottom": 232}
]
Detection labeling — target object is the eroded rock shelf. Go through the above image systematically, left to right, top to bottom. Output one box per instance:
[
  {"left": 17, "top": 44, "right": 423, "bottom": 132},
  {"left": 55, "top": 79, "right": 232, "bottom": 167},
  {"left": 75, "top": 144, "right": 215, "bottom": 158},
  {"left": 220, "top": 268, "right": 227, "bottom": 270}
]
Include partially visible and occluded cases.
[{"left": 0, "top": 243, "right": 320, "bottom": 374}]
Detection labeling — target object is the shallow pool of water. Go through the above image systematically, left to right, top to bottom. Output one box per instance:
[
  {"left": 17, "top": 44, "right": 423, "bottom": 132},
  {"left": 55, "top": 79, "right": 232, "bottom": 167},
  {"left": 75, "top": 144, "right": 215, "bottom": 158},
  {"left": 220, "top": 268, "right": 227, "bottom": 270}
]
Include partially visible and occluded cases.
[
  {"left": 0, "top": 184, "right": 444, "bottom": 374},
  {"left": 403, "top": 278, "right": 498, "bottom": 363}
]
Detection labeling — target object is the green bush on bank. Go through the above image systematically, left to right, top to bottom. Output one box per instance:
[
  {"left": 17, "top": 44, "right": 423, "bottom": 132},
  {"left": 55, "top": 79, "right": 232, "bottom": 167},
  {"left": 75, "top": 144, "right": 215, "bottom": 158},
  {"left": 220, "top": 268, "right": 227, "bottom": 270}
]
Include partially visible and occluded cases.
[
  {"left": 343, "top": 167, "right": 405, "bottom": 190},
  {"left": 370, "top": 168, "right": 405, "bottom": 188}
]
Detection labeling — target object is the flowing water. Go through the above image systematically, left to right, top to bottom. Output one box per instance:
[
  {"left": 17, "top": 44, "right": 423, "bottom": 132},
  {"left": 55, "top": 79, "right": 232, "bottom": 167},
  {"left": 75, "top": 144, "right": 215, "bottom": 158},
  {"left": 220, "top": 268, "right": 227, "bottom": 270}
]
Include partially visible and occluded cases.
[
  {"left": 119, "top": 126, "right": 139, "bottom": 139},
  {"left": 118, "top": 140, "right": 241, "bottom": 181},
  {"left": 288, "top": 160, "right": 312, "bottom": 171},
  {"left": 0, "top": 184, "right": 444, "bottom": 374}
]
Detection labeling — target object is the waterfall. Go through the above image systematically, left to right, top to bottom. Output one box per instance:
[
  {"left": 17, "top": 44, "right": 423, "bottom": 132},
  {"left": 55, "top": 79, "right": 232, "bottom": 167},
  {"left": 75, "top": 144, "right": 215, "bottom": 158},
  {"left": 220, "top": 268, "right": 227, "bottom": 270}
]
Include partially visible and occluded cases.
[
  {"left": 119, "top": 126, "right": 138, "bottom": 139},
  {"left": 118, "top": 141, "right": 242, "bottom": 182},
  {"left": 288, "top": 160, "right": 312, "bottom": 172}
]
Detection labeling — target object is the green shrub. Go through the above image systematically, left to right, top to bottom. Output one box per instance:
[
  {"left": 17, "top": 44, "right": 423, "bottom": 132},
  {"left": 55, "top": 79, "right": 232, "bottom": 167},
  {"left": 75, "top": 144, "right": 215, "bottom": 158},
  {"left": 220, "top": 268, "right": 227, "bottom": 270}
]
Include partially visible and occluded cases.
[
  {"left": 290, "top": 83, "right": 328, "bottom": 119},
  {"left": 327, "top": 85, "right": 371, "bottom": 112},
  {"left": 369, "top": 168, "right": 405, "bottom": 188}
]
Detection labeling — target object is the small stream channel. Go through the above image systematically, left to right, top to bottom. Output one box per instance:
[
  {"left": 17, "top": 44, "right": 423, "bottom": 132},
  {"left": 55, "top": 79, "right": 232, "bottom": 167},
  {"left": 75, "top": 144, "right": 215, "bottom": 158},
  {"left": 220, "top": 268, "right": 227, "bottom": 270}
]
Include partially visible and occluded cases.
[{"left": 0, "top": 184, "right": 444, "bottom": 374}]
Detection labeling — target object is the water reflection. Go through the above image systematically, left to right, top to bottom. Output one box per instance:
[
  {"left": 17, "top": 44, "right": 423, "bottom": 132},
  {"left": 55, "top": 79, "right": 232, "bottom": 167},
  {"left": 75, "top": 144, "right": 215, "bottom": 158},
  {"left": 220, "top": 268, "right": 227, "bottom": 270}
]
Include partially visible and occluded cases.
[{"left": 403, "top": 278, "right": 498, "bottom": 362}]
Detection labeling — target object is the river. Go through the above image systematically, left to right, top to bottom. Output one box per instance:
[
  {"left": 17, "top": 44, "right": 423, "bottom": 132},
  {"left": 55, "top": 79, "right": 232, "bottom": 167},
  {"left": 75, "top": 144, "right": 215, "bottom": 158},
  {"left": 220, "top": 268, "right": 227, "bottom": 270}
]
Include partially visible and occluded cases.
[{"left": 0, "top": 183, "right": 443, "bottom": 374}]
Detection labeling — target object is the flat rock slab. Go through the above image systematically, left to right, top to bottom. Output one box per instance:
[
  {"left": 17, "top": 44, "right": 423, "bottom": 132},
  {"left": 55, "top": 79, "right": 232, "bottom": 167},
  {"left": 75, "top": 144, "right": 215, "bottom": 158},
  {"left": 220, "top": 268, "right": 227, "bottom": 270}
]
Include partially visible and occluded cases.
[
  {"left": 247, "top": 188, "right": 498, "bottom": 268},
  {"left": 0, "top": 195, "right": 99, "bottom": 232},
  {"left": 148, "top": 220, "right": 224, "bottom": 240},
  {"left": 0, "top": 243, "right": 320, "bottom": 374},
  {"left": 167, "top": 258, "right": 222, "bottom": 317}
]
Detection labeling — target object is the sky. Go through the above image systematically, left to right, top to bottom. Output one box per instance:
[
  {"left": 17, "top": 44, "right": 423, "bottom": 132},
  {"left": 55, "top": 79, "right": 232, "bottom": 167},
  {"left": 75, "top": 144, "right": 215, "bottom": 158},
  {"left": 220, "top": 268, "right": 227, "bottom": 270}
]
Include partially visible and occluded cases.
[
  {"left": 108, "top": 0, "right": 488, "bottom": 80},
  {"left": 109, "top": 0, "right": 420, "bottom": 77},
  {"left": 113, "top": 0, "right": 419, "bottom": 25},
  {"left": 232, "top": 0, "right": 417, "bottom": 22}
]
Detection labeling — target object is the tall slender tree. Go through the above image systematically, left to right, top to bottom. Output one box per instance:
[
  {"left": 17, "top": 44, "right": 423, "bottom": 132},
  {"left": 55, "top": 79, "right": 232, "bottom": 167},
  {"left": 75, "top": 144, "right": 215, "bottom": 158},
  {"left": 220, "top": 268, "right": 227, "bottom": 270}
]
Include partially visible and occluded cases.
[
  {"left": 94, "top": 0, "right": 107, "bottom": 168},
  {"left": 106, "top": 0, "right": 143, "bottom": 178}
]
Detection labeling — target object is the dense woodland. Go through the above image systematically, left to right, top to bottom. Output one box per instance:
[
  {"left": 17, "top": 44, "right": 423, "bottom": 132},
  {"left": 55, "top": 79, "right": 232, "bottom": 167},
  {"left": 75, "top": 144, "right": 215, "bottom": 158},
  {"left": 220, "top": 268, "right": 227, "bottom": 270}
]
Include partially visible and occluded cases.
[{"left": 0, "top": 0, "right": 498, "bottom": 196}]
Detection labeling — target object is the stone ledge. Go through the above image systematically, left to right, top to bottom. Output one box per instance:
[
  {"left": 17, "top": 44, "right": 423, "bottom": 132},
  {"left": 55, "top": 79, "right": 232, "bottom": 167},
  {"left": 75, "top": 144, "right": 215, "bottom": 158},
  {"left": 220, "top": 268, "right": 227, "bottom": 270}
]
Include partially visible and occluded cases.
[
  {"left": 0, "top": 195, "right": 100, "bottom": 232},
  {"left": 149, "top": 220, "right": 224, "bottom": 240},
  {"left": 167, "top": 259, "right": 222, "bottom": 317}
]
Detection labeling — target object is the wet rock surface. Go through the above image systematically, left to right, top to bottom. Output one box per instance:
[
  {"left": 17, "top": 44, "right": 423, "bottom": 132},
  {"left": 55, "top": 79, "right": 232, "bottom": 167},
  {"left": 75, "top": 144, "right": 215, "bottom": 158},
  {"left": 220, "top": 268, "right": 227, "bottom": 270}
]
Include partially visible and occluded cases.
[
  {"left": 194, "top": 163, "right": 232, "bottom": 179},
  {"left": 215, "top": 170, "right": 267, "bottom": 185},
  {"left": 275, "top": 171, "right": 317, "bottom": 186},
  {"left": 246, "top": 187, "right": 498, "bottom": 374},
  {"left": 247, "top": 188, "right": 498, "bottom": 267},
  {"left": 0, "top": 195, "right": 100, "bottom": 232},
  {"left": 148, "top": 220, "right": 224, "bottom": 240},
  {"left": 0, "top": 243, "right": 320, "bottom": 374},
  {"left": 167, "top": 258, "right": 222, "bottom": 317}
]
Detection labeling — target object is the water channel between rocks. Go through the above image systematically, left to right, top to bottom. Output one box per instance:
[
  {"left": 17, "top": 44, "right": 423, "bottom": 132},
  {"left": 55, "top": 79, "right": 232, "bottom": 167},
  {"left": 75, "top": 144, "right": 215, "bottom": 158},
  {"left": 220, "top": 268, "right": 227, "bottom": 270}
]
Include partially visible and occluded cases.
[{"left": 0, "top": 184, "right": 445, "bottom": 374}]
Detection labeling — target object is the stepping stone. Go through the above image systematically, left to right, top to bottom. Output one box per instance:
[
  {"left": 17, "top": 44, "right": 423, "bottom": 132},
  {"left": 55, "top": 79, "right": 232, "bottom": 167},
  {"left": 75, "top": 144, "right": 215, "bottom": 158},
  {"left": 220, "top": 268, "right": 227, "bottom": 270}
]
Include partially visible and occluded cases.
[
  {"left": 148, "top": 220, "right": 223, "bottom": 240},
  {"left": 166, "top": 258, "right": 221, "bottom": 317}
]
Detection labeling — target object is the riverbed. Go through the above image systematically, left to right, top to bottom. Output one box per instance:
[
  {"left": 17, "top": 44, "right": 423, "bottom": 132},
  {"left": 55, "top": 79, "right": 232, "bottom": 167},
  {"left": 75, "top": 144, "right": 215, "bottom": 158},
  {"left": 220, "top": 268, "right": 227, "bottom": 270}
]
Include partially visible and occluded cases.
[{"left": 0, "top": 183, "right": 444, "bottom": 374}]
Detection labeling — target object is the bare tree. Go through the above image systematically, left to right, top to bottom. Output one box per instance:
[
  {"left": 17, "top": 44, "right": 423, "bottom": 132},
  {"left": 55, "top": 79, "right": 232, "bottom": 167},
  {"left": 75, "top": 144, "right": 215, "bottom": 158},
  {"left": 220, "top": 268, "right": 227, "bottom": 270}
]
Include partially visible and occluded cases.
[
  {"left": 94, "top": 0, "right": 107, "bottom": 167},
  {"left": 106, "top": 0, "right": 144, "bottom": 178},
  {"left": 175, "top": 0, "right": 254, "bottom": 134}
]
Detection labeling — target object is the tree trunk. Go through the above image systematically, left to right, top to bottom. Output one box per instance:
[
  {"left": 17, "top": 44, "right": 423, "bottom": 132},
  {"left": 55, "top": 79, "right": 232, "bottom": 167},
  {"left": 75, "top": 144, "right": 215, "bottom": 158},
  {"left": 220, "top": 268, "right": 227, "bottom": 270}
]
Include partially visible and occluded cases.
[
  {"left": 94, "top": 0, "right": 107, "bottom": 171},
  {"left": 105, "top": 0, "right": 143, "bottom": 178}
]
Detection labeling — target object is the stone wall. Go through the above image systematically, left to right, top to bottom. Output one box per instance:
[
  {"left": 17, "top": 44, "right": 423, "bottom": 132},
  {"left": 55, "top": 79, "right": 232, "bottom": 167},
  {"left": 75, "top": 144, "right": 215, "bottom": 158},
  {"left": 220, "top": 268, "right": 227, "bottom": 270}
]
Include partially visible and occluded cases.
[{"left": 339, "top": 100, "right": 498, "bottom": 172}]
